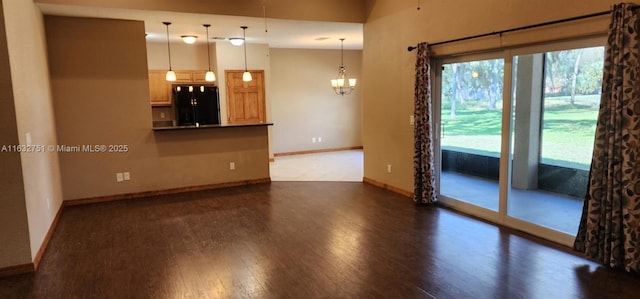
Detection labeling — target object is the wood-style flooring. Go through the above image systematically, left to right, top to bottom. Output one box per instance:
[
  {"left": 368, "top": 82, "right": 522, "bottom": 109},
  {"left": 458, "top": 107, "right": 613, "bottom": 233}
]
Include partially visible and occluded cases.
[{"left": 0, "top": 182, "right": 639, "bottom": 298}]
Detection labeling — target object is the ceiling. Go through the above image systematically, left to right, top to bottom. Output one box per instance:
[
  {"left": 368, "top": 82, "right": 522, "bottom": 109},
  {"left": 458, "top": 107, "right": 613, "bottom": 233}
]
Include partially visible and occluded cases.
[{"left": 37, "top": 3, "right": 363, "bottom": 50}]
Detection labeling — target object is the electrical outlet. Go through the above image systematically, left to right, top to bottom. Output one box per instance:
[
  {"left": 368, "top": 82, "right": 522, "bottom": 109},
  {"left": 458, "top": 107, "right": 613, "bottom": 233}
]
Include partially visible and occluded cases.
[
  {"left": 160, "top": 112, "right": 165, "bottom": 119},
  {"left": 410, "top": 115, "right": 415, "bottom": 125},
  {"left": 312, "top": 137, "right": 317, "bottom": 143},
  {"left": 318, "top": 137, "right": 322, "bottom": 143},
  {"left": 230, "top": 162, "right": 236, "bottom": 170},
  {"left": 387, "top": 164, "right": 392, "bottom": 174},
  {"left": 116, "top": 172, "right": 124, "bottom": 182},
  {"left": 123, "top": 172, "right": 130, "bottom": 181}
]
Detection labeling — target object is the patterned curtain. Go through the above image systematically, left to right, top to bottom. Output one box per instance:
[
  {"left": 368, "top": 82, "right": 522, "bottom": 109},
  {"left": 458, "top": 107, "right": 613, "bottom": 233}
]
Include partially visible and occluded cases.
[
  {"left": 574, "top": 3, "right": 640, "bottom": 272},
  {"left": 413, "top": 43, "right": 437, "bottom": 204}
]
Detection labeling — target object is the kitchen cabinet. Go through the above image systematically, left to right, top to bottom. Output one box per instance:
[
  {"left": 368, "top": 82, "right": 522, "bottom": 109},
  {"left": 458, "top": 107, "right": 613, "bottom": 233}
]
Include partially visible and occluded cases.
[
  {"left": 148, "top": 70, "right": 211, "bottom": 106},
  {"left": 148, "top": 70, "right": 171, "bottom": 106},
  {"left": 174, "top": 71, "right": 193, "bottom": 82},
  {"left": 192, "top": 71, "right": 208, "bottom": 83}
]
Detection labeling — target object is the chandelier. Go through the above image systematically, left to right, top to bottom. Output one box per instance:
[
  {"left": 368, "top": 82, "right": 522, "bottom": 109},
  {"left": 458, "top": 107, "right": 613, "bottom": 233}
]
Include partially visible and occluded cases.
[{"left": 330, "top": 38, "right": 356, "bottom": 96}]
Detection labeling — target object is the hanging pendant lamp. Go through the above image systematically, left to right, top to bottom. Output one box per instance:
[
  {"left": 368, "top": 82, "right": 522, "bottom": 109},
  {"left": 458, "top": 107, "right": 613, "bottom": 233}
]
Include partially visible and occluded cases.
[
  {"left": 163, "top": 22, "right": 176, "bottom": 82},
  {"left": 203, "top": 24, "right": 216, "bottom": 82},
  {"left": 241, "top": 26, "right": 252, "bottom": 82},
  {"left": 181, "top": 35, "right": 197, "bottom": 44},
  {"left": 330, "top": 38, "right": 356, "bottom": 96}
]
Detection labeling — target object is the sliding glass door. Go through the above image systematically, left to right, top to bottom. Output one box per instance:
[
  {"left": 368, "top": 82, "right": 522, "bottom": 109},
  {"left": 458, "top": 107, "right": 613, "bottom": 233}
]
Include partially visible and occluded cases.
[
  {"left": 434, "top": 38, "right": 605, "bottom": 245},
  {"left": 506, "top": 43, "right": 604, "bottom": 241},
  {"left": 437, "top": 54, "right": 505, "bottom": 220}
]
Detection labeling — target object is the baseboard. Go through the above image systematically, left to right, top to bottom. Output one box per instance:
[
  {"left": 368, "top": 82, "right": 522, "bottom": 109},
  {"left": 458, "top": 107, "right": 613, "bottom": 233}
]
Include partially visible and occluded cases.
[
  {"left": 274, "top": 146, "right": 363, "bottom": 157},
  {"left": 363, "top": 177, "right": 414, "bottom": 198},
  {"left": 1, "top": 178, "right": 271, "bottom": 278},
  {"left": 64, "top": 178, "right": 272, "bottom": 206},
  {"left": 0, "top": 199, "right": 64, "bottom": 278},
  {"left": 33, "top": 203, "right": 64, "bottom": 270},
  {"left": 0, "top": 263, "right": 34, "bottom": 278}
]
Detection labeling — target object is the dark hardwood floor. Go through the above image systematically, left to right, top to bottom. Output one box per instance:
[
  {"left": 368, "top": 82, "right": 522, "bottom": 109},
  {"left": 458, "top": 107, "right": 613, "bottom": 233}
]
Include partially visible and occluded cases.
[{"left": 1, "top": 182, "right": 639, "bottom": 298}]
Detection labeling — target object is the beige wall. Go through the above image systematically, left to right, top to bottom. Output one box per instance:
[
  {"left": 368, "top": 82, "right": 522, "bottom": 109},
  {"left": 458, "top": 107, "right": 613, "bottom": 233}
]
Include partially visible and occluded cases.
[
  {"left": 0, "top": 0, "right": 31, "bottom": 268},
  {"left": 4, "top": 0, "right": 64, "bottom": 263},
  {"left": 34, "top": 0, "right": 367, "bottom": 23},
  {"left": 362, "top": 0, "right": 629, "bottom": 193},
  {"left": 46, "top": 16, "right": 270, "bottom": 201},
  {"left": 146, "top": 41, "right": 217, "bottom": 71},
  {"left": 215, "top": 41, "right": 274, "bottom": 158},
  {"left": 270, "top": 48, "right": 362, "bottom": 153}
]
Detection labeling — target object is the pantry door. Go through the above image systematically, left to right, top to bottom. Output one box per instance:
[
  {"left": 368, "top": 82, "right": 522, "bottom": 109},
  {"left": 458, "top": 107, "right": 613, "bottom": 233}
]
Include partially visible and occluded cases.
[{"left": 225, "top": 70, "right": 266, "bottom": 125}]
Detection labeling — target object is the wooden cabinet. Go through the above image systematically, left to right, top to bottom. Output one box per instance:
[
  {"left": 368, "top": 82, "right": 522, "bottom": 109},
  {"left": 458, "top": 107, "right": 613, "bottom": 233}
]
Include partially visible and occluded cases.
[
  {"left": 148, "top": 70, "right": 211, "bottom": 106},
  {"left": 148, "top": 70, "right": 171, "bottom": 106},
  {"left": 174, "top": 71, "right": 193, "bottom": 82},
  {"left": 192, "top": 71, "right": 208, "bottom": 83}
]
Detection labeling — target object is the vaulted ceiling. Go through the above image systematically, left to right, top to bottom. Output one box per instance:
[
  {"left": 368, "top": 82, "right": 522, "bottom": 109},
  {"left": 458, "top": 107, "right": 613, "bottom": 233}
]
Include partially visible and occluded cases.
[{"left": 36, "top": 0, "right": 366, "bottom": 49}]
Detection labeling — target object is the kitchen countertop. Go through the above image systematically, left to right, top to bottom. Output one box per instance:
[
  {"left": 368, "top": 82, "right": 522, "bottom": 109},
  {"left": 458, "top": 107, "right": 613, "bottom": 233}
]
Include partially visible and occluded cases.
[{"left": 152, "top": 123, "right": 273, "bottom": 131}]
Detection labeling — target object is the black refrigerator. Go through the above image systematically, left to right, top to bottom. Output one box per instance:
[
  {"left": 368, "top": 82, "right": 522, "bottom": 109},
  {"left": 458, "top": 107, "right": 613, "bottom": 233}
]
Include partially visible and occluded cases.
[{"left": 173, "top": 85, "right": 221, "bottom": 126}]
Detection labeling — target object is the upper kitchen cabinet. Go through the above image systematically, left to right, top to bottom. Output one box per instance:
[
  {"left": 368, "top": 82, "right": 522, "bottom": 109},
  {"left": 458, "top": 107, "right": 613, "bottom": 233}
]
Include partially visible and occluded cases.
[
  {"left": 148, "top": 70, "right": 211, "bottom": 106},
  {"left": 148, "top": 70, "right": 171, "bottom": 106},
  {"left": 175, "top": 70, "right": 209, "bottom": 83}
]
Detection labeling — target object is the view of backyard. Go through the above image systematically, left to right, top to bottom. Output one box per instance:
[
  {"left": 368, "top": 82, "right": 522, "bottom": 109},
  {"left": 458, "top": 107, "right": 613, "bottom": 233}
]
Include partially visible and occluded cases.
[
  {"left": 435, "top": 42, "right": 607, "bottom": 241},
  {"left": 440, "top": 47, "right": 604, "bottom": 170},
  {"left": 441, "top": 95, "right": 598, "bottom": 169}
]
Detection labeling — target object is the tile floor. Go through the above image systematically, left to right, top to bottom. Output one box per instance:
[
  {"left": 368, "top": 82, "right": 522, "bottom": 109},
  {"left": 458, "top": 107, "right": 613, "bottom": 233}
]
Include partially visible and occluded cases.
[{"left": 270, "top": 150, "right": 363, "bottom": 182}]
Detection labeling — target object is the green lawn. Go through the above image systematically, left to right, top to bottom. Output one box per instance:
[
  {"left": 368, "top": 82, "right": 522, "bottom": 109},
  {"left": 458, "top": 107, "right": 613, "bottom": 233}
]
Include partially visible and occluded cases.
[{"left": 440, "top": 95, "right": 599, "bottom": 169}]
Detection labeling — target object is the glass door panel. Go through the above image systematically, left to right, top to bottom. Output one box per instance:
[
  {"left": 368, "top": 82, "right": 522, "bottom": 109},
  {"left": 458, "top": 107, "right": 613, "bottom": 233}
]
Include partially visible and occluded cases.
[
  {"left": 507, "top": 46, "right": 604, "bottom": 235},
  {"left": 439, "top": 58, "right": 504, "bottom": 212}
]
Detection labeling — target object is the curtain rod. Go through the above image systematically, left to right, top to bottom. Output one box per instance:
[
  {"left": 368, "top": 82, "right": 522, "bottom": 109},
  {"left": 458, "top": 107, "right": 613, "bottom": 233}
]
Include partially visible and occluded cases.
[{"left": 407, "top": 9, "right": 615, "bottom": 52}]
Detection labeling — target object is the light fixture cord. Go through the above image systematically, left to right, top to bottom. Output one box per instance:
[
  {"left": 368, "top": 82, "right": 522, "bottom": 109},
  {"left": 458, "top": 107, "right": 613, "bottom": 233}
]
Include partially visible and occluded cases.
[
  {"left": 263, "top": 3, "right": 269, "bottom": 49},
  {"left": 263, "top": 4, "right": 268, "bottom": 34},
  {"left": 165, "top": 23, "right": 173, "bottom": 71},
  {"left": 205, "top": 25, "right": 212, "bottom": 71},
  {"left": 243, "top": 27, "right": 248, "bottom": 72},
  {"left": 340, "top": 38, "right": 345, "bottom": 67}
]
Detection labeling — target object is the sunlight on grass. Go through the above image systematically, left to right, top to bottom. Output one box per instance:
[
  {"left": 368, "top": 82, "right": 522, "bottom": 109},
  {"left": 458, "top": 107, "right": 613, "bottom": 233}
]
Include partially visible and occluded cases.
[{"left": 441, "top": 95, "right": 598, "bottom": 169}]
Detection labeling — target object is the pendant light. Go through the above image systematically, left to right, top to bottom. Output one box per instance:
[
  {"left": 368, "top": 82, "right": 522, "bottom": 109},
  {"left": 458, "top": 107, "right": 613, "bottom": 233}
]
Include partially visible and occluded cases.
[
  {"left": 163, "top": 22, "right": 176, "bottom": 82},
  {"left": 203, "top": 24, "right": 216, "bottom": 82},
  {"left": 241, "top": 26, "right": 252, "bottom": 82},
  {"left": 181, "top": 35, "right": 197, "bottom": 44},
  {"left": 229, "top": 38, "right": 244, "bottom": 46},
  {"left": 330, "top": 38, "right": 356, "bottom": 96}
]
